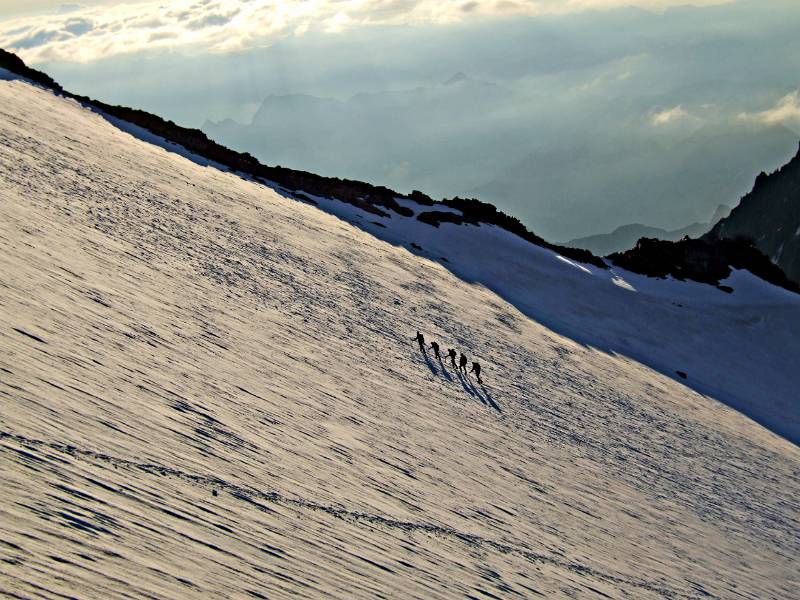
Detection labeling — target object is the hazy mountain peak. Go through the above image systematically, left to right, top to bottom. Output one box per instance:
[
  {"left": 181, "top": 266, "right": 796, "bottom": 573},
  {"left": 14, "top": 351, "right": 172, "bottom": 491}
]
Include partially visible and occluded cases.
[
  {"left": 443, "top": 71, "right": 470, "bottom": 85},
  {"left": 251, "top": 93, "right": 344, "bottom": 125},
  {"left": 709, "top": 203, "right": 732, "bottom": 225}
]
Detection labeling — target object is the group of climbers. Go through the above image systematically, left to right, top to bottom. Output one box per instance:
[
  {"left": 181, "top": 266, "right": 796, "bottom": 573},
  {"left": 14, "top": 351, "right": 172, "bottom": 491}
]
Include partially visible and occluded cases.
[{"left": 413, "top": 331, "right": 482, "bottom": 384}]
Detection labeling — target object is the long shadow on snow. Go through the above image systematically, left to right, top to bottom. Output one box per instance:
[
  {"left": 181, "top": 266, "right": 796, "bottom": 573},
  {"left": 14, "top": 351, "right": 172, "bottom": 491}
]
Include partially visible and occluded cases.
[
  {"left": 76, "top": 100, "right": 509, "bottom": 420},
  {"left": 78, "top": 100, "right": 796, "bottom": 445},
  {"left": 368, "top": 228, "right": 798, "bottom": 444},
  {"left": 421, "top": 351, "right": 438, "bottom": 376},
  {"left": 436, "top": 357, "right": 453, "bottom": 382},
  {"left": 455, "top": 370, "right": 477, "bottom": 399},
  {"left": 458, "top": 372, "right": 501, "bottom": 412},
  {"left": 478, "top": 384, "right": 502, "bottom": 413}
]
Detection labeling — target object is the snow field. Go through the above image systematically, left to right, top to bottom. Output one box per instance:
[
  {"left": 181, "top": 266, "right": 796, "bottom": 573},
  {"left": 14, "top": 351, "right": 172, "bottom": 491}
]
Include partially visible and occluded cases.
[{"left": 1, "top": 79, "right": 798, "bottom": 599}]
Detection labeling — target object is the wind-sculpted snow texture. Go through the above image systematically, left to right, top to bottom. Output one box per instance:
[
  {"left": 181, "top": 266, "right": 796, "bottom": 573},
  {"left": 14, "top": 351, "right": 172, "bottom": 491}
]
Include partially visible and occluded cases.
[{"left": 1, "top": 79, "right": 799, "bottom": 599}]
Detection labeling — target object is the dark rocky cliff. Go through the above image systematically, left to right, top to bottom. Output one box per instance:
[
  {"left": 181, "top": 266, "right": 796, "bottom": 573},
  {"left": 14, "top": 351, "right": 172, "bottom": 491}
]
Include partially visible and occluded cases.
[{"left": 704, "top": 143, "right": 800, "bottom": 284}]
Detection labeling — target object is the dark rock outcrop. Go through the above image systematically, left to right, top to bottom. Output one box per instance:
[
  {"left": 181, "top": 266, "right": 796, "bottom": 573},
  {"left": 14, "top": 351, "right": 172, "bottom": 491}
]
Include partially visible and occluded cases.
[
  {"left": 0, "top": 49, "right": 62, "bottom": 91},
  {"left": 3, "top": 50, "right": 410, "bottom": 218},
  {"left": 72, "top": 100, "right": 414, "bottom": 218},
  {"left": 704, "top": 143, "right": 800, "bottom": 284},
  {"left": 408, "top": 190, "right": 435, "bottom": 206},
  {"left": 416, "top": 210, "right": 465, "bottom": 228},
  {"left": 609, "top": 237, "right": 799, "bottom": 293}
]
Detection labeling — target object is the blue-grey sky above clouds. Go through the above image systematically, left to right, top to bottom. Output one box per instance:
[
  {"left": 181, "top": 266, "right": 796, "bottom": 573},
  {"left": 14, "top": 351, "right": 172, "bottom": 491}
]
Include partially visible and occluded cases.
[{"left": 1, "top": 0, "right": 799, "bottom": 240}]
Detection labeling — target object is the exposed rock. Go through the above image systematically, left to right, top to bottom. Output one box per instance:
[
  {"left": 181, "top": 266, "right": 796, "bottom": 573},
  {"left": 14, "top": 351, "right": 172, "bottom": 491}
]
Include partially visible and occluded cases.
[
  {"left": 0, "top": 49, "right": 62, "bottom": 91},
  {"left": 705, "top": 143, "right": 800, "bottom": 284},
  {"left": 408, "top": 190, "right": 435, "bottom": 206},
  {"left": 293, "top": 192, "right": 317, "bottom": 205},
  {"left": 414, "top": 198, "right": 607, "bottom": 269},
  {"left": 416, "top": 211, "right": 464, "bottom": 228},
  {"left": 609, "top": 237, "right": 799, "bottom": 293}
]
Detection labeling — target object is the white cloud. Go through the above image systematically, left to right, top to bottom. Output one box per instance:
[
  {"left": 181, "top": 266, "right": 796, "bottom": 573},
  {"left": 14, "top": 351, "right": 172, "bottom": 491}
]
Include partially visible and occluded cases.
[
  {"left": 0, "top": 0, "right": 733, "bottom": 64},
  {"left": 737, "top": 91, "right": 800, "bottom": 127},
  {"left": 650, "top": 105, "right": 691, "bottom": 126}
]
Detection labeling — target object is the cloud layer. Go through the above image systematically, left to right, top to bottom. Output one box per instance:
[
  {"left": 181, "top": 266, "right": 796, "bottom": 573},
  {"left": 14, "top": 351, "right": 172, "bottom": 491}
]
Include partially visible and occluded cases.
[
  {"left": 1, "top": 0, "right": 730, "bottom": 64},
  {"left": 738, "top": 91, "right": 800, "bottom": 128}
]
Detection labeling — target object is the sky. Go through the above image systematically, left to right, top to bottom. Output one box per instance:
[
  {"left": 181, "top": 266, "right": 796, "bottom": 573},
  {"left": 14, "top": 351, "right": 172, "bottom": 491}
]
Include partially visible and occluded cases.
[
  {"left": 1, "top": 0, "right": 799, "bottom": 240},
  {"left": 0, "top": 1, "right": 732, "bottom": 63}
]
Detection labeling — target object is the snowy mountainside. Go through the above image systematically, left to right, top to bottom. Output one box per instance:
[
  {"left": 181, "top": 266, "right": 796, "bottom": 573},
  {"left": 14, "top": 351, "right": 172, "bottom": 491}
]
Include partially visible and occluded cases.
[
  {"left": 1, "top": 77, "right": 799, "bottom": 599},
  {"left": 294, "top": 181, "right": 800, "bottom": 445}
]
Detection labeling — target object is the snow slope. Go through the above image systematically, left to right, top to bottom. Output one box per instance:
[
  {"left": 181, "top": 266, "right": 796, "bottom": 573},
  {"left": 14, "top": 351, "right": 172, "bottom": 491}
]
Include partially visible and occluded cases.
[
  {"left": 1, "top": 78, "right": 799, "bottom": 599},
  {"left": 294, "top": 182, "right": 800, "bottom": 447}
]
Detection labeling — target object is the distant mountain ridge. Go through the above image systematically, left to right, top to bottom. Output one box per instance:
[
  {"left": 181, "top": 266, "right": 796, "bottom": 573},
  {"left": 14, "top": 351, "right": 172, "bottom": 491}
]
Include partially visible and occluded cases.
[
  {"left": 202, "top": 72, "right": 509, "bottom": 198},
  {"left": 704, "top": 143, "right": 800, "bottom": 284},
  {"left": 566, "top": 204, "right": 731, "bottom": 256}
]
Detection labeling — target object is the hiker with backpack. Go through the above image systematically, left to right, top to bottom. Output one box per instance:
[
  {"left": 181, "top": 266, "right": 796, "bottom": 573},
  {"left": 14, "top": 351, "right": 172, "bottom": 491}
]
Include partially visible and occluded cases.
[
  {"left": 413, "top": 331, "right": 426, "bottom": 353},
  {"left": 430, "top": 341, "right": 442, "bottom": 361},
  {"left": 446, "top": 348, "right": 457, "bottom": 368},
  {"left": 459, "top": 352, "right": 468, "bottom": 374},
  {"left": 469, "top": 361, "right": 482, "bottom": 384}
]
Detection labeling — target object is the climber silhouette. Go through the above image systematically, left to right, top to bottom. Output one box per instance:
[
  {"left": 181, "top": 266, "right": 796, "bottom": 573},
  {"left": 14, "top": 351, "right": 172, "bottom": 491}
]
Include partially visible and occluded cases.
[
  {"left": 413, "top": 331, "right": 426, "bottom": 353},
  {"left": 430, "top": 341, "right": 441, "bottom": 361},
  {"left": 447, "top": 348, "right": 457, "bottom": 368},
  {"left": 459, "top": 352, "right": 468, "bottom": 374},
  {"left": 469, "top": 361, "right": 482, "bottom": 384}
]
